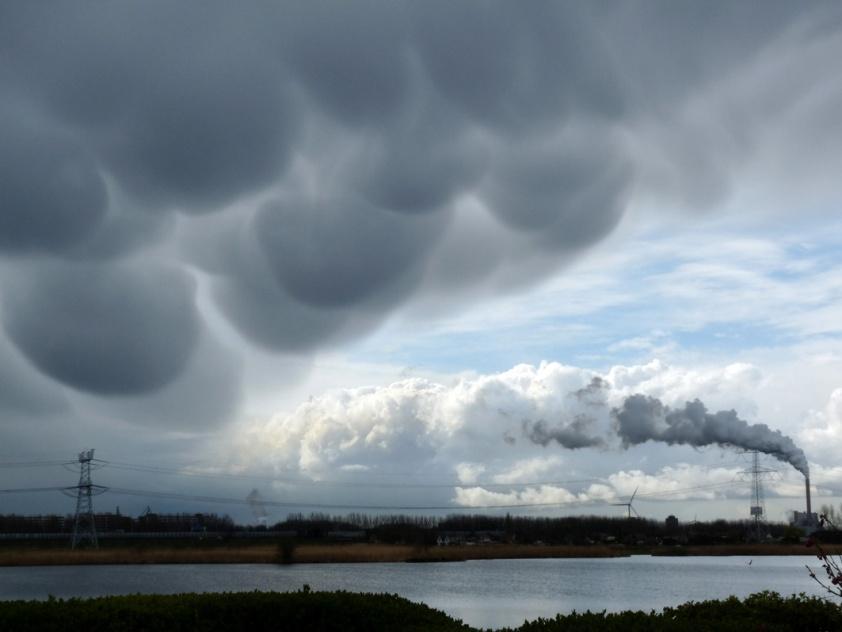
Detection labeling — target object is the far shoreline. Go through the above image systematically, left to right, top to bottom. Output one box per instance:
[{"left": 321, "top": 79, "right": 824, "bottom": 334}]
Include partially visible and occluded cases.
[{"left": 0, "top": 542, "right": 838, "bottom": 567}]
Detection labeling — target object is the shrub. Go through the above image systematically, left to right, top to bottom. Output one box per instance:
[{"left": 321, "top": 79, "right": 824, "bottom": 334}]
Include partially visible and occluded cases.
[{"left": 1, "top": 591, "right": 839, "bottom": 632}]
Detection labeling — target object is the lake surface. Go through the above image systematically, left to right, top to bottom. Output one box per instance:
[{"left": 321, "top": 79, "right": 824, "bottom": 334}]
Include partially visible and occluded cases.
[{"left": 0, "top": 555, "right": 829, "bottom": 629}]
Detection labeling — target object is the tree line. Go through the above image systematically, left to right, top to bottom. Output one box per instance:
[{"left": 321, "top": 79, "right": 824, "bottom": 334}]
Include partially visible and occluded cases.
[{"left": 1, "top": 509, "right": 828, "bottom": 544}]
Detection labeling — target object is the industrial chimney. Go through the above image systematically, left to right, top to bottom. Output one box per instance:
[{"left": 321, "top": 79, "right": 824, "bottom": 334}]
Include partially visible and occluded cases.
[{"left": 805, "top": 475, "right": 812, "bottom": 516}]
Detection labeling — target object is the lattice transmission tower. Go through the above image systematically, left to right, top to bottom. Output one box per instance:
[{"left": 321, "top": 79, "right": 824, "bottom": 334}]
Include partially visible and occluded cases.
[
  {"left": 65, "top": 449, "right": 107, "bottom": 549},
  {"left": 738, "top": 450, "right": 777, "bottom": 541}
]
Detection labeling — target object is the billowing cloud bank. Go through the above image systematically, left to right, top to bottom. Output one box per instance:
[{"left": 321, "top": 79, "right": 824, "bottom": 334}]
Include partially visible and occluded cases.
[
  {"left": 2, "top": 2, "right": 842, "bottom": 430},
  {"left": 239, "top": 360, "right": 820, "bottom": 509},
  {"left": 801, "top": 389, "right": 842, "bottom": 461}
]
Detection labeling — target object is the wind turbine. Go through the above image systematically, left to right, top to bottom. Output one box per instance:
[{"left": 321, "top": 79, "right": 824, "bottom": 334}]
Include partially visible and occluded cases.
[{"left": 613, "top": 487, "right": 640, "bottom": 519}]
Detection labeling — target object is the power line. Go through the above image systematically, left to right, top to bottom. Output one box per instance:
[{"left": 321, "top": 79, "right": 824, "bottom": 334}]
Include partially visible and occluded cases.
[
  {"left": 0, "top": 449, "right": 784, "bottom": 516},
  {"left": 0, "top": 457, "right": 739, "bottom": 494},
  {"left": 95, "top": 459, "right": 606, "bottom": 489},
  {"left": 0, "top": 460, "right": 68, "bottom": 469},
  {"left": 0, "top": 472, "right": 749, "bottom": 515},
  {"left": 100, "top": 479, "right": 746, "bottom": 512},
  {"left": 633, "top": 480, "right": 743, "bottom": 499},
  {"left": 0, "top": 483, "right": 736, "bottom": 511},
  {"left": 0, "top": 486, "right": 69, "bottom": 494},
  {"left": 104, "top": 486, "right": 606, "bottom": 511}
]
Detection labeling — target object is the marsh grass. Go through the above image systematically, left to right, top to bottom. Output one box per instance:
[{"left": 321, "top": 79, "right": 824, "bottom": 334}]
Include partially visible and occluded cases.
[{"left": 2, "top": 542, "right": 839, "bottom": 566}]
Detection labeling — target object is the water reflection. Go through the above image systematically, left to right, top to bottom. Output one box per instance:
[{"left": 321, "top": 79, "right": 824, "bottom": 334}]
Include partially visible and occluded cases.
[{"left": 0, "top": 555, "right": 828, "bottom": 629}]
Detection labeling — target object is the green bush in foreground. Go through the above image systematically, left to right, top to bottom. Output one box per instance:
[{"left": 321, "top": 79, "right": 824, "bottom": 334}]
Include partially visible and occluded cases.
[
  {"left": 0, "top": 590, "right": 840, "bottom": 632},
  {"left": 0, "top": 590, "right": 471, "bottom": 632},
  {"left": 509, "top": 592, "right": 842, "bottom": 632}
]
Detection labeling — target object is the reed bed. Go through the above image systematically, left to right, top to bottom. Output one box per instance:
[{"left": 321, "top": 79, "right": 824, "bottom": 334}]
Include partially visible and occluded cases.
[{"left": 1, "top": 542, "right": 838, "bottom": 566}]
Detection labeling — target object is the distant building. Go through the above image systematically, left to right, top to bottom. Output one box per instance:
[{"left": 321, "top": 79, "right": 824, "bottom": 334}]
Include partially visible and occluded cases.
[
  {"left": 791, "top": 511, "right": 820, "bottom": 534},
  {"left": 665, "top": 515, "right": 679, "bottom": 531}
]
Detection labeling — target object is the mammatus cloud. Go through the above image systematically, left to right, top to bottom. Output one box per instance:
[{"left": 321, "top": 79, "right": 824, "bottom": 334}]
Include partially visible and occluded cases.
[
  {"left": 1, "top": 2, "right": 841, "bottom": 430},
  {"left": 0, "top": 103, "right": 107, "bottom": 255},
  {"left": 2, "top": 262, "right": 199, "bottom": 396},
  {"left": 612, "top": 395, "right": 810, "bottom": 476}
]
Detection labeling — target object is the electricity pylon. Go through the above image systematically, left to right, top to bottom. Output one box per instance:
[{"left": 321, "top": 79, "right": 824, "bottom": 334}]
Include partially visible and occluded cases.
[
  {"left": 66, "top": 449, "right": 107, "bottom": 549},
  {"left": 738, "top": 451, "right": 776, "bottom": 541}
]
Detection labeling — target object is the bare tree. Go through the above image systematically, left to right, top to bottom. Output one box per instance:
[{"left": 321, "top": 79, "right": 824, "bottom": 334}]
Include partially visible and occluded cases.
[{"left": 806, "top": 513, "right": 842, "bottom": 598}]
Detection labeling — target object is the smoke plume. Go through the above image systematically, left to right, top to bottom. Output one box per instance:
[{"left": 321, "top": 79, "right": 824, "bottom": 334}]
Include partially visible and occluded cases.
[
  {"left": 612, "top": 395, "right": 809, "bottom": 476},
  {"left": 523, "top": 416, "right": 604, "bottom": 449}
]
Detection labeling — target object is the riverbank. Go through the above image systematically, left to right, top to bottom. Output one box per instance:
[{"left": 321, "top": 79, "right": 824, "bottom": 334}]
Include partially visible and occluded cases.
[
  {"left": 0, "top": 541, "right": 838, "bottom": 566},
  {"left": 1, "top": 590, "right": 840, "bottom": 631}
]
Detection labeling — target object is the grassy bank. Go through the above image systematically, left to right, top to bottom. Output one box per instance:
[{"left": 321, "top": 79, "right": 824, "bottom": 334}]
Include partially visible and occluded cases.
[
  {"left": 1, "top": 542, "right": 838, "bottom": 566},
  {"left": 1, "top": 590, "right": 840, "bottom": 631}
]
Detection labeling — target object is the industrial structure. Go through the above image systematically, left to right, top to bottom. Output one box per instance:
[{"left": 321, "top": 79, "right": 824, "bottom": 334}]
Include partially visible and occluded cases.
[
  {"left": 0, "top": 447, "right": 829, "bottom": 543},
  {"left": 66, "top": 449, "right": 107, "bottom": 549},
  {"left": 740, "top": 451, "right": 776, "bottom": 540},
  {"left": 791, "top": 474, "right": 820, "bottom": 533},
  {"left": 612, "top": 487, "right": 640, "bottom": 519}
]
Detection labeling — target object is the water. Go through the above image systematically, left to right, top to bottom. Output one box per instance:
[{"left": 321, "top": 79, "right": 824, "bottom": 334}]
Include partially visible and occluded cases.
[{"left": 0, "top": 556, "right": 830, "bottom": 629}]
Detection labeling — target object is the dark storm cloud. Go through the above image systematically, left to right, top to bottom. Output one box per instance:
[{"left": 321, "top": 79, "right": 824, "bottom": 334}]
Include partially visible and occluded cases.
[
  {"left": 279, "top": 0, "right": 411, "bottom": 126},
  {"left": 0, "top": 1, "right": 840, "bottom": 427},
  {"left": 0, "top": 1, "right": 295, "bottom": 213},
  {"left": 409, "top": 1, "right": 625, "bottom": 131},
  {"left": 0, "top": 103, "right": 107, "bottom": 254},
  {"left": 352, "top": 114, "right": 490, "bottom": 214},
  {"left": 479, "top": 130, "right": 632, "bottom": 249},
  {"left": 202, "top": 195, "right": 441, "bottom": 351},
  {"left": 254, "top": 195, "right": 445, "bottom": 308},
  {"left": 2, "top": 263, "right": 199, "bottom": 396},
  {"left": 214, "top": 271, "right": 374, "bottom": 353},
  {"left": 73, "top": 333, "right": 242, "bottom": 430},
  {"left": 0, "top": 336, "right": 68, "bottom": 417}
]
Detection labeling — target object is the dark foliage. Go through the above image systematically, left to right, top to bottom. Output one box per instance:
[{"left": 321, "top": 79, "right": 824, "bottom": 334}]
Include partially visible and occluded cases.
[
  {"left": 0, "top": 510, "right": 802, "bottom": 546},
  {"left": 0, "top": 512, "right": 234, "bottom": 535},
  {"left": 0, "top": 590, "right": 471, "bottom": 632},
  {"left": 0, "top": 591, "right": 839, "bottom": 632},
  {"left": 509, "top": 592, "right": 842, "bottom": 631}
]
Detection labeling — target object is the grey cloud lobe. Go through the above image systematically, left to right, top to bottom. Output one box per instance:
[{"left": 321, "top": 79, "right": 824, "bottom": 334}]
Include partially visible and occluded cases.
[
  {"left": 0, "top": 1, "right": 840, "bottom": 428},
  {"left": 0, "top": 109, "right": 107, "bottom": 254},
  {"left": 254, "top": 195, "right": 443, "bottom": 309},
  {"left": 2, "top": 264, "right": 199, "bottom": 396}
]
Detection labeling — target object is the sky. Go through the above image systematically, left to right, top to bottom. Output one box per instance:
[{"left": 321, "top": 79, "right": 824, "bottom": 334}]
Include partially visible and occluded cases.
[{"left": 2, "top": 0, "right": 842, "bottom": 525}]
